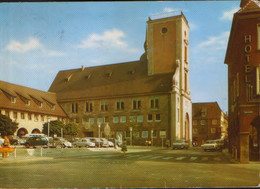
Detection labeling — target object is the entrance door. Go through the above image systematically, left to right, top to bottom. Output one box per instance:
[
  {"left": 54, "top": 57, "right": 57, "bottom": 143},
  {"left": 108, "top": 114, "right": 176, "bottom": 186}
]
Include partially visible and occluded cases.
[
  {"left": 185, "top": 113, "right": 189, "bottom": 141},
  {"left": 250, "top": 116, "right": 260, "bottom": 161}
]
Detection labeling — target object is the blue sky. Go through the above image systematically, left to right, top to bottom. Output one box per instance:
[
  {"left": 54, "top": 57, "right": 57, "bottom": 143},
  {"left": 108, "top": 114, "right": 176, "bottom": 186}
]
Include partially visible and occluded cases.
[{"left": 0, "top": 1, "right": 240, "bottom": 113}]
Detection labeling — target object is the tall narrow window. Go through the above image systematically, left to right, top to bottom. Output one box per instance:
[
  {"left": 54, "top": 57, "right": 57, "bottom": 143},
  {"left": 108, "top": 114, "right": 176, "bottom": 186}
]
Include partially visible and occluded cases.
[
  {"left": 257, "top": 24, "right": 260, "bottom": 50},
  {"left": 184, "top": 46, "right": 188, "bottom": 63},
  {"left": 257, "top": 66, "right": 260, "bottom": 95},
  {"left": 184, "top": 72, "right": 188, "bottom": 91},
  {"left": 150, "top": 97, "right": 159, "bottom": 109},
  {"left": 133, "top": 99, "right": 141, "bottom": 110},
  {"left": 116, "top": 100, "right": 124, "bottom": 111},
  {"left": 101, "top": 101, "right": 108, "bottom": 112},
  {"left": 86, "top": 102, "right": 93, "bottom": 112},
  {"left": 72, "top": 103, "right": 78, "bottom": 113},
  {"left": 13, "top": 112, "right": 17, "bottom": 119}
]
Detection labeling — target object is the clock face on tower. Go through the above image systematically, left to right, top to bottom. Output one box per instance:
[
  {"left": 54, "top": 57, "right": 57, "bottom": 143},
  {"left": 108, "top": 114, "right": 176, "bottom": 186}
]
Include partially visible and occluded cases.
[{"left": 161, "top": 27, "right": 168, "bottom": 34}]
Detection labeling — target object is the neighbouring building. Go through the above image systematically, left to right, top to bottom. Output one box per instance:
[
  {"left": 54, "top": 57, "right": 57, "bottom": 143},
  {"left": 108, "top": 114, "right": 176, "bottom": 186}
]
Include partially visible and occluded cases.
[
  {"left": 225, "top": 0, "right": 260, "bottom": 163},
  {"left": 49, "top": 11, "right": 192, "bottom": 146},
  {"left": 0, "top": 80, "right": 68, "bottom": 137},
  {"left": 192, "top": 102, "right": 228, "bottom": 146}
]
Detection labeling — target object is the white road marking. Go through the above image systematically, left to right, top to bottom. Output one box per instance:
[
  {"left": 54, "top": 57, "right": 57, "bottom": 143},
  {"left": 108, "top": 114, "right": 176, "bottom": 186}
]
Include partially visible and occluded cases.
[
  {"left": 150, "top": 156, "right": 164, "bottom": 159},
  {"left": 175, "top": 156, "right": 185, "bottom": 161},
  {"left": 162, "top": 157, "right": 174, "bottom": 160},
  {"left": 190, "top": 157, "right": 198, "bottom": 161}
]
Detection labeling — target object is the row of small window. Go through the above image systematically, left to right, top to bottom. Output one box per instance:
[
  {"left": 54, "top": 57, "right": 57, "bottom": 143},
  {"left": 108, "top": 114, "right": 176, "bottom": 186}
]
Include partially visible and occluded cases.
[
  {"left": 8, "top": 96, "right": 55, "bottom": 109},
  {"left": 71, "top": 97, "right": 159, "bottom": 113},
  {"left": 0, "top": 110, "right": 49, "bottom": 122},
  {"left": 78, "top": 114, "right": 161, "bottom": 124},
  {"left": 193, "top": 119, "right": 218, "bottom": 126},
  {"left": 192, "top": 128, "right": 218, "bottom": 134},
  {"left": 116, "top": 130, "right": 165, "bottom": 139}
]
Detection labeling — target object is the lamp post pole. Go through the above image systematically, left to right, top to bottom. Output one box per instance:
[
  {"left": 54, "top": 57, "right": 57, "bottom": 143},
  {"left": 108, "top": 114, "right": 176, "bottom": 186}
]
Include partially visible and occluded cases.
[
  {"left": 47, "top": 117, "right": 50, "bottom": 147},
  {"left": 98, "top": 124, "right": 101, "bottom": 148},
  {"left": 130, "top": 127, "right": 133, "bottom": 146},
  {"left": 151, "top": 129, "right": 153, "bottom": 146}
]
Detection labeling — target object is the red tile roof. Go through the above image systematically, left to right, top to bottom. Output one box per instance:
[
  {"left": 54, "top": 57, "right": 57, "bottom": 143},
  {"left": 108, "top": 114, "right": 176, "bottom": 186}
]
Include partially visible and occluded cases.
[
  {"left": 49, "top": 61, "right": 174, "bottom": 101},
  {"left": 0, "top": 80, "right": 67, "bottom": 117}
]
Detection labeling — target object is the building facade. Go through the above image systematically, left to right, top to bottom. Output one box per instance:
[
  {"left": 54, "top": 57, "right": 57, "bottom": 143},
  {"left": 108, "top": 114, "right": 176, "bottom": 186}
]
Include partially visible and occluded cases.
[
  {"left": 225, "top": 0, "right": 260, "bottom": 162},
  {"left": 49, "top": 12, "right": 192, "bottom": 146},
  {"left": 0, "top": 80, "right": 68, "bottom": 137},
  {"left": 192, "top": 102, "right": 228, "bottom": 146}
]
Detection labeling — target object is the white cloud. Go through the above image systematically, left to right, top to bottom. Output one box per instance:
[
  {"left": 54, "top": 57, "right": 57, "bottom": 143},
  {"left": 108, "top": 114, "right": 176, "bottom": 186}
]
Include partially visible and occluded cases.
[
  {"left": 163, "top": 7, "right": 178, "bottom": 13},
  {"left": 220, "top": 7, "right": 239, "bottom": 21},
  {"left": 77, "top": 29, "right": 139, "bottom": 53},
  {"left": 198, "top": 31, "right": 230, "bottom": 51},
  {"left": 5, "top": 38, "right": 42, "bottom": 53},
  {"left": 5, "top": 38, "right": 66, "bottom": 56}
]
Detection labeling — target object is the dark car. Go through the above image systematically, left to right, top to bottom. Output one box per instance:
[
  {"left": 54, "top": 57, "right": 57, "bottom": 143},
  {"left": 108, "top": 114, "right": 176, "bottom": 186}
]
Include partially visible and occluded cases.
[
  {"left": 24, "top": 137, "right": 48, "bottom": 147},
  {"left": 172, "top": 140, "right": 189, "bottom": 149}
]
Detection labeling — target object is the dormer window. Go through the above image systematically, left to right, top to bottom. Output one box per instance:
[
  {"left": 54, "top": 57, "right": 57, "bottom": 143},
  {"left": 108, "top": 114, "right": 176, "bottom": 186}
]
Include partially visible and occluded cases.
[
  {"left": 105, "top": 72, "right": 112, "bottom": 78},
  {"left": 11, "top": 96, "right": 16, "bottom": 103},
  {"left": 25, "top": 100, "right": 30, "bottom": 106},
  {"left": 39, "top": 102, "right": 43, "bottom": 108}
]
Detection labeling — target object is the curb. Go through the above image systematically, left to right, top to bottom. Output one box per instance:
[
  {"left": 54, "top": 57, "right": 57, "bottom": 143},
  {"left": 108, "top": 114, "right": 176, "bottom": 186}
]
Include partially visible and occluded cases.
[{"left": 0, "top": 157, "right": 53, "bottom": 164}]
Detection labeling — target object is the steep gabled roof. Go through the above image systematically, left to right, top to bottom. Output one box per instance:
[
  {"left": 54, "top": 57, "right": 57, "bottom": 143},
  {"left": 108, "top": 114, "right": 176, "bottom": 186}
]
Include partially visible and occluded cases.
[
  {"left": 225, "top": 0, "right": 260, "bottom": 64},
  {"left": 238, "top": 0, "right": 260, "bottom": 13},
  {"left": 49, "top": 60, "right": 174, "bottom": 101},
  {"left": 0, "top": 80, "right": 67, "bottom": 117}
]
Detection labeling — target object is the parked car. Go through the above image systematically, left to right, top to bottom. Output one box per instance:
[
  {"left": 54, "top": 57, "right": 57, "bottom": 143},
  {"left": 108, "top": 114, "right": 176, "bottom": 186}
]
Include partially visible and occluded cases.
[
  {"left": 24, "top": 137, "right": 48, "bottom": 147},
  {"left": 53, "top": 137, "right": 72, "bottom": 148},
  {"left": 73, "top": 138, "right": 95, "bottom": 148},
  {"left": 100, "top": 138, "right": 111, "bottom": 147},
  {"left": 108, "top": 138, "right": 122, "bottom": 147},
  {"left": 214, "top": 139, "right": 225, "bottom": 149},
  {"left": 172, "top": 140, "right": 189, "bottom": 149},
  {"left": 201, "top": 140, "right": 222, "bottom": 152}
]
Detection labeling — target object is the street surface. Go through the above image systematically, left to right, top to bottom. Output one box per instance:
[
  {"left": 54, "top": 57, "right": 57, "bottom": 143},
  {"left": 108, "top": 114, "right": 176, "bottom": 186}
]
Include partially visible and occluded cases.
[{"left": 0, "top": 147, "right": 259, "bottom": 188}]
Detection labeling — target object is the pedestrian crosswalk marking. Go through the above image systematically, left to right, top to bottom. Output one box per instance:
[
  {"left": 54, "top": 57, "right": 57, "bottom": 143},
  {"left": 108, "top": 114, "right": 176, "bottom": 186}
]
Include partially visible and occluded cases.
[
  {"left": 126, "top": 154, "right": 141, "bottom": 158},
  {"left": 140, "top": 155, "right": 154, "bottom": 159},
  {"left": 150, "top": 156, "right": 164, "bottom": 159},
  {"left": 175, "top": 156, "right": 185, "bottom": 160},
  {"left": 162, "top": 157, "right": 174, "bottom": 160},
  {"left": 190, "top": 157, "right": 197, "bottom": 161}
]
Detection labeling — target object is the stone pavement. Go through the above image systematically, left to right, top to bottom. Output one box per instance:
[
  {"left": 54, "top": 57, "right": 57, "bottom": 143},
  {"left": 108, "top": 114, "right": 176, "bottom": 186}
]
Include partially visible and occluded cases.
[{"left": 0, "top": 145, "right": 247, "bottom": 164}]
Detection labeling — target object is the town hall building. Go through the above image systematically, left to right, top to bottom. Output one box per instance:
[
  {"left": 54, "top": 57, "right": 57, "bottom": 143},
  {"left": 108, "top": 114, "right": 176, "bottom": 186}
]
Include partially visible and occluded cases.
[{"left": 49, "top": 12, "right": 192, "bottom": 146}]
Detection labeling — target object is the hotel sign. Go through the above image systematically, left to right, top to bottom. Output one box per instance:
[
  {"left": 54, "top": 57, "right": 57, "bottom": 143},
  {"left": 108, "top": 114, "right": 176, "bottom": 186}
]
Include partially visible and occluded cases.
[{"left": 244, "top": 35, "right": 252, "bottom": 83}]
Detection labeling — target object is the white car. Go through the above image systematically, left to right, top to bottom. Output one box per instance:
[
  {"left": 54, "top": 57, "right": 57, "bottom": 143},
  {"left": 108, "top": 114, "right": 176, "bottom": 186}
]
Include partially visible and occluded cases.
[
  {"left": 54, "top": 137, "right": 72, "bottom": 148},
  {"left": 73, "top": 138, "right": 95, "bottom": 148},
  {"left": 101, "top": 138, "right": 114, "bottom": 147},
  {"left": 201, "top": 140, "right": 222, "bottom": 152}
]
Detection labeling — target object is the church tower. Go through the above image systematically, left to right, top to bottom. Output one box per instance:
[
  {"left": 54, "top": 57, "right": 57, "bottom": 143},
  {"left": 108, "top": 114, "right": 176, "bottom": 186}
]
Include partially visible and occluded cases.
[{"left": 145, "top": 11, "right": 192, "bottom": 144}]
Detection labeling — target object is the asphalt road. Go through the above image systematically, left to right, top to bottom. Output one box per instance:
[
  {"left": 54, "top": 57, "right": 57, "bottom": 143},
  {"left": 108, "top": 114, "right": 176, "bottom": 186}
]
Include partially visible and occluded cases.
[{"left": 0, "top": 147, "right": 259, "bottom": 188}]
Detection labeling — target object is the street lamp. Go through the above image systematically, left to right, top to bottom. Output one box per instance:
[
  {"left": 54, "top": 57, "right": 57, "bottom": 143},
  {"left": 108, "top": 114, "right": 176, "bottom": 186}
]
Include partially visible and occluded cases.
[
  {"left": 98, "top": 124, "right": 101, "bottom": 148},
  {"left": 130, "top": 127, "right": 133, "bottom": 146}
]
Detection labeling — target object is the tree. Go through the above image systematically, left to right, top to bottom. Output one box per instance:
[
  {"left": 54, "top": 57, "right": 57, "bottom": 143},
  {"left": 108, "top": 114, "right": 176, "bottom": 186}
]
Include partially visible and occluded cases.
[
  {"left": 0, "top": 114, "right": 18, "bottom": 137},
  {"left": 42, "top": 120, "right": 64, "bottom": 137},
  {"left": 64, "top": 123, "right": 79, "bottom": 137}
]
